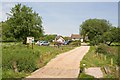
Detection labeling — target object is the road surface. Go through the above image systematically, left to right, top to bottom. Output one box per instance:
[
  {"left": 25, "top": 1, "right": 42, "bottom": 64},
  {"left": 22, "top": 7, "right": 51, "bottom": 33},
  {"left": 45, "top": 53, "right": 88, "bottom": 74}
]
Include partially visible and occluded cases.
[{"left": 26, "top": 46, "right": 90, "bottom": 78}]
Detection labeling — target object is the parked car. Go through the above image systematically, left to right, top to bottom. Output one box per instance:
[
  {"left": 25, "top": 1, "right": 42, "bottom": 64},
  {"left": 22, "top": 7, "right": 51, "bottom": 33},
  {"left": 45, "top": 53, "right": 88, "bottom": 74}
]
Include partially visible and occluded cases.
[
  {"left": 63, "top": 40, "right": 72, "bottom": 45},
  {"left": 36, "top": 41, "right": 50, "bottom": 46}
]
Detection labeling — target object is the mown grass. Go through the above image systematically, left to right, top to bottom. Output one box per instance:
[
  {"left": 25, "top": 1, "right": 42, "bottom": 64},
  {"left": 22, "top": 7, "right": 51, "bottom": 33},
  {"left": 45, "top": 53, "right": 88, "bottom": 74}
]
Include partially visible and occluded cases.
[
  {"left": 2, "top": 42, "right": 75, "bottom": 78},
  {"left": 79, "top": 46, "right": 119, "bottom": 78}
]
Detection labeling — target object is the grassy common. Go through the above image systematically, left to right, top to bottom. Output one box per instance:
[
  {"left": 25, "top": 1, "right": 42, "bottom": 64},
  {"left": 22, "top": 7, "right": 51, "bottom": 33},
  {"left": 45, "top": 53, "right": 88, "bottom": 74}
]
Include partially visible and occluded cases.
[
  {"left": 2, "top": 42, "right": 75, "bottom": 78},
  {"left": 79, "top": 45, "right": 119, "bottom": 78}
]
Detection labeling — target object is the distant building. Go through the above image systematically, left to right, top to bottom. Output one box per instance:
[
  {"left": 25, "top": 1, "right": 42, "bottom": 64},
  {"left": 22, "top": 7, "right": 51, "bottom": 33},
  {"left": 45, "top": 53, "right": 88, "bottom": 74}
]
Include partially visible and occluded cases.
[
  {"left": 71, "top": 34, "right": 81, "bottom": 41},
  {"left": 54, "top": 35, "right": 65, "bottom": 44}
]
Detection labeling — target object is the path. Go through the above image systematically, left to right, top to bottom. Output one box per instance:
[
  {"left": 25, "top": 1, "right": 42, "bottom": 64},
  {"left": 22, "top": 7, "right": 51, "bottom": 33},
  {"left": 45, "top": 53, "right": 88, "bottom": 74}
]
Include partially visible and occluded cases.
[{"left": 26, "top": 46, "right": 90, "bottom": 78}]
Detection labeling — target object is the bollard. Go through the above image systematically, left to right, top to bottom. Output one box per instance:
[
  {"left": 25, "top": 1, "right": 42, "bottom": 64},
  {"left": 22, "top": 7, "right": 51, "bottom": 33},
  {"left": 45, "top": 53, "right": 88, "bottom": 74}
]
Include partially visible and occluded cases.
[{"left": 83, "top": 64, "right": 86, "bottom": 73}]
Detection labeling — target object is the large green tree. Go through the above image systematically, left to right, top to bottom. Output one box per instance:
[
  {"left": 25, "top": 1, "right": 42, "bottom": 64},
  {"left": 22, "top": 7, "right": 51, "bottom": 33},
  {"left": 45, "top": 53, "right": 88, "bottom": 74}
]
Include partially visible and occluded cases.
[
  {"left": 5, "top": 4, "right": 43, "bottom": 43},
  {"left": 80, "top": 18, "right": 112, "bottom": 45},
  {"left": 103, "top": 27, "right": 120, "bottom": 45}
]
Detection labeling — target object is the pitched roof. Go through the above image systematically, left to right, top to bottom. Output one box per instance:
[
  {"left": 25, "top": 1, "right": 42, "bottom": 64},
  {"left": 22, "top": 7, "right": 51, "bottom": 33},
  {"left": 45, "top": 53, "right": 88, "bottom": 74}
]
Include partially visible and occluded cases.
[
  {"left": 71, "top": 34, "right": 81, "bottom": 39},
  {"left": 55, "top": 35, "right": 65, "bottom": 40}
]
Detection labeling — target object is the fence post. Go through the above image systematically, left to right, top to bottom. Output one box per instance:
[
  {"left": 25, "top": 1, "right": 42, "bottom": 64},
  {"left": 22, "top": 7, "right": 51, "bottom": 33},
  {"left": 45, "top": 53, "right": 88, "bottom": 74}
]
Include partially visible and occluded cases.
[
  {"left": 96, "top": 52, "right": 98, "bottom": 56},
  {"left": 100, "top": 54, "right": 103, "bottom": 60},
  {"left": 104, "top": 55, "right": 106, "bottom": 61},
  {"left": 111, "top": 58, "right": 113, "bottom": 66},
  {"left": 13, "top": 61, "right": 18, "bottom": 73},
  {"left": 116, "top": 65, "right": 119, "bottom": 77}
]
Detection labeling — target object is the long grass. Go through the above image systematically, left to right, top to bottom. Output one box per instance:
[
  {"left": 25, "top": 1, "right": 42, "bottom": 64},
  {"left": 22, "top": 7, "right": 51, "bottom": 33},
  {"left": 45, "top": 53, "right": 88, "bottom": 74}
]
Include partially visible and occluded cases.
[
  {"left": 2, "top": 42, "right": 74, "bottom": 78},
  {"left": 79, "top": 46, "right": 119, "bottom": 78}
]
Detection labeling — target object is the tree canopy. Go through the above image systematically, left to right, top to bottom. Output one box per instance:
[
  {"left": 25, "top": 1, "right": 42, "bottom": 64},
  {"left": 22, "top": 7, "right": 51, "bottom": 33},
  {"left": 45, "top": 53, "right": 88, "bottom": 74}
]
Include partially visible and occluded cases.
[
  {"left": 2, "top": 4, "right": 44, "bottom": 43},
  {"left": 80, "top": 18, "right": 119, "bottom": 45},
  {"left": 103, "top": 27, "right": 120, "bottom": 45},
  {"left": 39, "top": 34, "right": 57, "bottom": 42}
]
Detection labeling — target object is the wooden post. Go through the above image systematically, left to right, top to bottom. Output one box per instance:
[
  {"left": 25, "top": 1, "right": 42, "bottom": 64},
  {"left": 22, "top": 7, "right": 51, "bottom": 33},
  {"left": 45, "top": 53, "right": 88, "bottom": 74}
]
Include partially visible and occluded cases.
[
  {"left": 32, "top": 39, "right": 34, "bottom": 49},
  {"left": 32, "top": 43, "right": 33, "bottom": 49},
  {"left": 96, "top": 52, "right": 98, "bottom": 56},
  {"left": 100, "top": 54, "right": 102, "bottom": 60},
  {"left": 101, "top": 54, "right": 102, "bottom": 59},
  {"left": 104, "top": 55, "right": 106, "bottom": 61},
  {"left": 111, "top": 58, "right": 113, "bottom": 66},
  {"left": 13, "top": 61, "right": 18, "bottom": 73},
  {"left": 115, "top": 65, "right": 119, "bottom": 77}
]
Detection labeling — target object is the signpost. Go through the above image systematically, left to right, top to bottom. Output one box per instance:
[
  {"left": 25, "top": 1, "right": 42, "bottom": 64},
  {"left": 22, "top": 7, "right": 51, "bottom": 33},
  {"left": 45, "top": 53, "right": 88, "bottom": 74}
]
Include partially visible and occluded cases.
[
  {"left": 26, "top": 37, "right": 34, "bottom": 49},
  {"left": 32, "top": 38, "right": 34, "bottom": 49}
]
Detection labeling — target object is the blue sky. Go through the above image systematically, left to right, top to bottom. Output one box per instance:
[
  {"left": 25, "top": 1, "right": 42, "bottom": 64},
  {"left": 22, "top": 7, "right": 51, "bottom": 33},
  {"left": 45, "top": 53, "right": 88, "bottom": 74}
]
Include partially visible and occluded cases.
[{"left": 1, "top": 2, "right": 118, "bottom": 36}]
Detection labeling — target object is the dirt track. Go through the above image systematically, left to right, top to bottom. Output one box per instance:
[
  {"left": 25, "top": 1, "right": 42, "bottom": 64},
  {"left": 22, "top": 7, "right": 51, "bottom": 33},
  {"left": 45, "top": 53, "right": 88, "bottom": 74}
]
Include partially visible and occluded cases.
[{"left": 26, "top": 46, "right": 90, "bottom": 78}]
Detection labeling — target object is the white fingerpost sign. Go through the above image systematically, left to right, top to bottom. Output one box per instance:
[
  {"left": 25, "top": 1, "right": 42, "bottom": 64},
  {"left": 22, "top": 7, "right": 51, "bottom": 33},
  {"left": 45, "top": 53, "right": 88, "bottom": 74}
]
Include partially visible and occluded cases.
[{"left": 26, "top": 37, "right": 34, "bottom": 44}]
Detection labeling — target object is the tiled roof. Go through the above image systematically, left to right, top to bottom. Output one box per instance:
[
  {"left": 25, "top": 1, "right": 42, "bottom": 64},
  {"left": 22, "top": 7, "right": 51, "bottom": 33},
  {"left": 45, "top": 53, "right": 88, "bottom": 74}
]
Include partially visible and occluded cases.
[{"left": 71, "top": 34, "right": 81, "bottom": 39}]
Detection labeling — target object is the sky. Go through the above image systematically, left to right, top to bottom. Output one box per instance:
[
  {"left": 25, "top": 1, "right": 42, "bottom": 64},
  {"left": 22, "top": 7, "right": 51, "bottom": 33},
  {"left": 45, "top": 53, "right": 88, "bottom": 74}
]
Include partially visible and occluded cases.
[{"left": 1, "top": 2, "right": 118, "bottom": 36}]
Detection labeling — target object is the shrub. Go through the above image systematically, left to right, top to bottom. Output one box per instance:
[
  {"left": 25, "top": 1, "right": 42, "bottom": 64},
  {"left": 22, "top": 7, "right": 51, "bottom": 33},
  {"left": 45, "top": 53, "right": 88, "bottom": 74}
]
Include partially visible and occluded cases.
[
  {"left": 70, "top": 40, "right": 81, "bottom": 46},
  {"left": 90, "top": 40, "right": 96, "bottom": 46},
  {"left": 2, "top": 43, "right": 74, "bottom": 78},
  {"left": 96, "top": 43, "right": 115, "bottom": 55},
  {"left": 96, "top": 43, "right": 108, "bottom": 54},
  {"left": 96, "top": 43, "right": 109, "bottom": 54},
  {"left": 2, "top": 44, "right": 40, "bottom": 74}
]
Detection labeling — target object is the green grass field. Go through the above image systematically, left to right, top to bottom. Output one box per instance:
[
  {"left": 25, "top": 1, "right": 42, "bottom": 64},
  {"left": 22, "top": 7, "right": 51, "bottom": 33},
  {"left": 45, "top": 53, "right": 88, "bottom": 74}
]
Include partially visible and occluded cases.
[
  {"left": 2, "top": 42, "right": 75, "bottom": 78},
  {"left": 79, "top": 46, "right": 119, "bottom": 78}
]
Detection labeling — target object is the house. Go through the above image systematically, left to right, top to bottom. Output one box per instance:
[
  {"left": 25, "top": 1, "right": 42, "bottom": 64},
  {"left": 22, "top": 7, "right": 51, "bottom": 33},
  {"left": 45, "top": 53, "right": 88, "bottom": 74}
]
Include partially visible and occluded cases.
[
  {"left": 71, "top": 34, "right": 81, "bottom": 41},
  {"left": 54, "top": 35, "right": 65, "bottom": 44}
]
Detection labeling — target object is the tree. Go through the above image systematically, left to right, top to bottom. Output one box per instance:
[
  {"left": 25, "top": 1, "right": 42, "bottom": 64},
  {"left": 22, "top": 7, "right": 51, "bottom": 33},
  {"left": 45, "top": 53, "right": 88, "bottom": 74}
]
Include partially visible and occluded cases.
[
  {"left": 6, "top": 4, "right": 43, "bottom": 43},
  {"left": 80, "top": 18, "right": 111, "bottom": 45},
  {"left": 1, "top": 22, "right": 15, "bottom": 41},
  {"left": 103, "top": 27, "right": 120, "bottom": 45},
  {"left": 39, "top": 34, "right": 57, "bottom": 42},
  {"left": 63, "top": 36, "right": 71, "bottom": 41}
]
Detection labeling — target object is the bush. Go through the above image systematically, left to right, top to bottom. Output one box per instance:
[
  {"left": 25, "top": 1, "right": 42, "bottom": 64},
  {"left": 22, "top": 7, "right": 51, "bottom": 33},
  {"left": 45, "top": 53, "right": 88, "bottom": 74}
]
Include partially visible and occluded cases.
[
  {"left": 70, "top": 40, "right": 81, "bottom": 46},
  {"left": 90, "top": 40, "right": 96, "bottom": 46},
  {"left": 2, "top": 43, "right": 74, "bottom": 78},
  {"left": 96, "top": 43, "right": 115, "bottom": 55},
  {"left": 96, "top": 43, "right": 108, "bottom": 54},
  {"left": 2, "top": 44, "right": 40, "bottom": 76}
]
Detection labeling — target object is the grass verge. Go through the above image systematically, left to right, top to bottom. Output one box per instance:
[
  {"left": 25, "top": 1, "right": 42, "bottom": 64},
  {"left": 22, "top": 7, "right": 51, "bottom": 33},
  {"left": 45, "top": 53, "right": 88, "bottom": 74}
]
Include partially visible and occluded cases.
[
  {"left": 2, "top": 42, "right": 75, "bottom": 78},
  {"left": 78, "top": 46, "right": 119, "bottom": 78}
]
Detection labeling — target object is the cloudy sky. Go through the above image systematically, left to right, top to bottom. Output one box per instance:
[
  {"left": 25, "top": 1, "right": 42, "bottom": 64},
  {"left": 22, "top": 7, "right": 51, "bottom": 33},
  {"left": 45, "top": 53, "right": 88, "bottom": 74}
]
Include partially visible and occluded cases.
[{"left": 1, "top": 1, "right": 118, "bottom": 36}]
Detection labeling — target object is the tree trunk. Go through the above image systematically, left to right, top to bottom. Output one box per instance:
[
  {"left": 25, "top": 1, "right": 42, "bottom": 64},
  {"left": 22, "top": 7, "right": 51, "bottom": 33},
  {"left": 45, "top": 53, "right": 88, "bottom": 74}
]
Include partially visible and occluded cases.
[
  {"left": 83, "top": 35, "right": 86, "bottom": 42},
  {"left": 23, "top": 38, "right": 27, "bottom": 44},
  {"left": 108, "top": 41, "right": 113, "bottom": 46}
]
